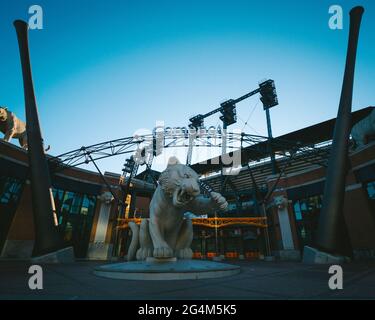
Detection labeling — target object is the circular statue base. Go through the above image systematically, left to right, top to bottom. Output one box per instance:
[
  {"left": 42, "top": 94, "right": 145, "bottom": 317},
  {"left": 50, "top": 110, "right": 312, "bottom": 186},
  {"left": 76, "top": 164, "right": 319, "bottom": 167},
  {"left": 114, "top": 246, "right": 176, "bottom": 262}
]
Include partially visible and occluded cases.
[{"left": 93, "top": 258, "right": 240, "bottom": 281}]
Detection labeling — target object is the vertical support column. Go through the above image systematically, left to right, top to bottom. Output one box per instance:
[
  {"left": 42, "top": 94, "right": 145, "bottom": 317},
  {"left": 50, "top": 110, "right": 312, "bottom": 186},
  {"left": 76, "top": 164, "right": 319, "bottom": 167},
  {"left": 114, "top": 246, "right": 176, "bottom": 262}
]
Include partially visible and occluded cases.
[
  {"left": 314, "top": 7, "right": 364, "bottom": 258},
  {"left": 14, "top": 20, "right": 64, "bottom": 257},
  {"left": 130, "top": 191, "right": 137, "bottom": 218},
  {"left": 87, "top": 192, "right": 114, "bottom": 260},
  {"left": 266, "top": 194, "right": 301, "bottom": 261},
  {"left": 274, "top": 196, "right": 295, "bottom": 250},
  {"left": 261, "top": 203, "right": 273, "bottom": 259},
  {"left": 239, "top": 228, "right": 245, "bottom": 260},
  {"left": 219, "top": 229, "right": 225, "bottom": 259},
  {"left": 202, "top": 230, "right": 207, "bottom": 259}
]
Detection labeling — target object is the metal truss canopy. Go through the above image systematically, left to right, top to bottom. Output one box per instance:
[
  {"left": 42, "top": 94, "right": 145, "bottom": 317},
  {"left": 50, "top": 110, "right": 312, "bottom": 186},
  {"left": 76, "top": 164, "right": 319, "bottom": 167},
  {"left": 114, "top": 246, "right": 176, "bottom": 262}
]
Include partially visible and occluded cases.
[
  {"left": 49, "top": 107, "right": 373, "bottom": 175},
  {"left": 50, "top": 132, "right": 269, "bottom": 170}
]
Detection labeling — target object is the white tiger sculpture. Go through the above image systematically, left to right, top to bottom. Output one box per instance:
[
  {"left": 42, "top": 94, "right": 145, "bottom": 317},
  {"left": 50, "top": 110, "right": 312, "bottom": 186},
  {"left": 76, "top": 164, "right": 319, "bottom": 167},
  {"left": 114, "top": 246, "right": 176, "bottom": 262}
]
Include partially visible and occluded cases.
[
  {"left": 0, "top": 106, "right": 28, "bottom": 149},
  {"left": 351, "top": 109, "right": 375, "bottom": 148},
  {"left": 127, "top": 157, "right": 228, "bottom": 261}
]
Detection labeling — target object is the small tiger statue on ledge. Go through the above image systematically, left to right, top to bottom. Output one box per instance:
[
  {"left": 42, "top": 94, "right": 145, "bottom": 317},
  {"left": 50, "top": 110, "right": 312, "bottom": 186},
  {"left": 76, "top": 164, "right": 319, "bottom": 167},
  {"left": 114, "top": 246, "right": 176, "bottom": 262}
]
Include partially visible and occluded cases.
[{"left": 0, "top": 106, "right": 28, "bottom": 149}]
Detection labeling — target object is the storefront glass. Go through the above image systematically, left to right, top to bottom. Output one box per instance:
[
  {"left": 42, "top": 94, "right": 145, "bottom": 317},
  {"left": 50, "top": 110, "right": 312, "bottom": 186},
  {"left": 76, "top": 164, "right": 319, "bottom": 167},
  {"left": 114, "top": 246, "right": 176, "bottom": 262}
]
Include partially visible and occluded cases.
[
  {"left": 0, "top": 177, "right": 24, "bottom": 253},
  {"left": 52, "top": 188, "right": 97, "bottom": 258},
  {"left": 293, "top": 195, "right": 323, "bottom": 250}
]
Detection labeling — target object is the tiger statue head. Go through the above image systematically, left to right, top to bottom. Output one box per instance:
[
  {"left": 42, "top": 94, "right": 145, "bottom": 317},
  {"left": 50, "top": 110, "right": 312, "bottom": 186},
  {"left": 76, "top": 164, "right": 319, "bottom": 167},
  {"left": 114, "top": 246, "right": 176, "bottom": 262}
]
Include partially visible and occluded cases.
[
  {"left": 0, "top": 107, "right": 8, "bottom": 122},
  {"left": 158, "top": 156, "right": 201, "bottom": 208}
]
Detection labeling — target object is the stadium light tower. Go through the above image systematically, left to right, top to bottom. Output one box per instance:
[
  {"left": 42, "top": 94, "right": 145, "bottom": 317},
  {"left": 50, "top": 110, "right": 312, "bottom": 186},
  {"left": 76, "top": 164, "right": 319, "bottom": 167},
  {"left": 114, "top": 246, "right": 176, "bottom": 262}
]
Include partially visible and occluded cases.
[
  {"left": 259, "top": 79, "right": 279, "bottom": 174},
  {"left": 186, "top": 81, "right": 274, "bottom": 165},
  {"left": 219, "top": 99, "right": 237, "bottom": 156},
  {"left": 219, "top": 100, "right": 237, "bottom": 129},
  {"left": 188, "top": 114, "right": 205, "bottom": 130},
  {"left": 120, "top": 156, "right": 138, "bottom": 216},
  {"left": 122, "top": 156, "right": 135, "bottom": 174}
]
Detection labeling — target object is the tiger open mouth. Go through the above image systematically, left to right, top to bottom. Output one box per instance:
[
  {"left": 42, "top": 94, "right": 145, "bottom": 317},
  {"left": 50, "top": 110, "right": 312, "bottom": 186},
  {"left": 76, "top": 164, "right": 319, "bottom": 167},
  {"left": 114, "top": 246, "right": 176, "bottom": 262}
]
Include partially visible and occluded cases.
[{"left": 173, "top": 188, "right": 196, "bottom": 207}]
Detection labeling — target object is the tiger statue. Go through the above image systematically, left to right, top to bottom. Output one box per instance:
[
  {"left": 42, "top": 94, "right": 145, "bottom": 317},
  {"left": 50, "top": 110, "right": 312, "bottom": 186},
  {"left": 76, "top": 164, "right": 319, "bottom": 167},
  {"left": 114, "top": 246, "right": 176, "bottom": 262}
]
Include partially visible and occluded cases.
[
  {"left": 0, "top": 106, "right": 27, "bottom": 149},
  {"left": 351, "top": 108, "right": 375, "bottom": 148},
  {"left": 127, "top": 157, "right": 228, "bottom": 261}
]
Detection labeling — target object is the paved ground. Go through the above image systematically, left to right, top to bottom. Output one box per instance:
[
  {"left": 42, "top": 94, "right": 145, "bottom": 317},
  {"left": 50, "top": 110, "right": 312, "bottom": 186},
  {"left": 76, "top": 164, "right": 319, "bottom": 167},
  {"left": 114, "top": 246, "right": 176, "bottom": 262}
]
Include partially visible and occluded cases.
[{"left": 0, "top": 260, "right": 374, "bottom": 300}]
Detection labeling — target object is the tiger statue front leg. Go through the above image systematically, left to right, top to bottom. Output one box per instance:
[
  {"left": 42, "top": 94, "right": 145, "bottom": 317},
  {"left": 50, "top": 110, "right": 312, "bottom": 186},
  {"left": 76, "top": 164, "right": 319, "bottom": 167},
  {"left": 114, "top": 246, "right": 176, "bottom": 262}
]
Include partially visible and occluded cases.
[{"left": 174, "top": 218, "right": 194, "bottom": 259}]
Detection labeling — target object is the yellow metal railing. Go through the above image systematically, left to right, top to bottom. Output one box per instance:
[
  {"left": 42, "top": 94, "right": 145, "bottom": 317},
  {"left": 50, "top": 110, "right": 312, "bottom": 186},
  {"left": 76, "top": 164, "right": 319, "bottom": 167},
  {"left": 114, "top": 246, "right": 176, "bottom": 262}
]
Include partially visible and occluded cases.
[
  {"left": 117, "top": 217, "right": 267, "bottom": 229},
  {"left": 192, "top": 217, "right": 267, "bottom": 228}
]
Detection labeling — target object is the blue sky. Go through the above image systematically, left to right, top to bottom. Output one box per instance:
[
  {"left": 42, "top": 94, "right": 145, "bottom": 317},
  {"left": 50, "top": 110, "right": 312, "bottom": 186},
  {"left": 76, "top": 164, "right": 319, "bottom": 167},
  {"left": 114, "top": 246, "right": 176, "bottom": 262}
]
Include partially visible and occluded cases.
[{"left": 1, "top": 0, "right": 374, "bottom": 173}]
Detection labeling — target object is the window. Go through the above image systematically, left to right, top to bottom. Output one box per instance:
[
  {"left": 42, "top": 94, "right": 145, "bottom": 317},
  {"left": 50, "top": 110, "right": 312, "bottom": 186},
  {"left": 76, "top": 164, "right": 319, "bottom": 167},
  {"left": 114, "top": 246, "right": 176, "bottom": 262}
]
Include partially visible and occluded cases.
[
  {"left": 0, "top": 177, "right": 24, "bottom": 253},
  {"left": 0, "top": 177, "right": 23, "bottom": 205},
  {"left": 366, "top": 181, "right": 375, "bottom": 200},
  {"left": 366, "top": 181, "right": 375, "bottom": 218},
  {"left": 52, "top": 188, "right": 97, "bottom": 258},
  {"left": 61, "top": 191, "right": 74, "bottom": 215},
  {"left": 71, "top": 194, "right": 83, "bottom": 214},
  {"left": 81, "top": 195, "right": 96, "bottom": 216},
  {"left": 293, "top": 195, "right": 323, "bottom": 249},
  {"left": 227, "top": 202, "right": 237, "bottom": 212},
  {"left": 294, "top": 202, "right": 303, "bottom": 221}
]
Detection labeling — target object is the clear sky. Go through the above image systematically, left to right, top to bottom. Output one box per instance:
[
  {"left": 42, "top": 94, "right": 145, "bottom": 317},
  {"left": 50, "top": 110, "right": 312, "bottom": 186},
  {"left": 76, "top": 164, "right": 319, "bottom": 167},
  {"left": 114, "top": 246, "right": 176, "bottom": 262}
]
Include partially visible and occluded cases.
[{"left": 1, "top": 0, "right": 374, "bottom": 174}]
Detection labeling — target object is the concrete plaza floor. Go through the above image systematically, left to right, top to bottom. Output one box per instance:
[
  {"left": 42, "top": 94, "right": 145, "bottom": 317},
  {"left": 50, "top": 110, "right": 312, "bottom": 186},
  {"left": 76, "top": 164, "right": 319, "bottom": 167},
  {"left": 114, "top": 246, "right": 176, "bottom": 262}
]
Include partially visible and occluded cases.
[{"left": 0, "top": 260, "right": 374, "bottom": 300}]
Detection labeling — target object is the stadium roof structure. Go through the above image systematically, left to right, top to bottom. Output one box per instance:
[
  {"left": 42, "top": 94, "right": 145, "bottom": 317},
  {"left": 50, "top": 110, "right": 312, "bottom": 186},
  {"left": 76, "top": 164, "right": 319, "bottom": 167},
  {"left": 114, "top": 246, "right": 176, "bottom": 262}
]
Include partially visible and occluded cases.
[{"left": 191, "top": 106, "right": 374, "bottom": 176}]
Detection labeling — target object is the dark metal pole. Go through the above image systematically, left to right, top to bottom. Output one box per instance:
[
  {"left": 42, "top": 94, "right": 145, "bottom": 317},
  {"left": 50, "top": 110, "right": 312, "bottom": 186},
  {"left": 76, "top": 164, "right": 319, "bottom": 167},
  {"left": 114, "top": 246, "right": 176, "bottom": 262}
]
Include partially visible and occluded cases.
[
  {"left": 315, "top": 7, "right": 364, "bottom": 256},
  {"left": 14, "top": 20, "right": 63, "bottom": 256},
  {"left": 265, "top": 108, "right": 277, "bottom": 174},
  {"left": 265, "top": 109, "right": 273, "bottom": 138},
  {"left": 222, "top": 122, "right": 228, "bottom": 155},
  {"left": 261, "top": 203, "right": 272, "bottom": 257}
]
